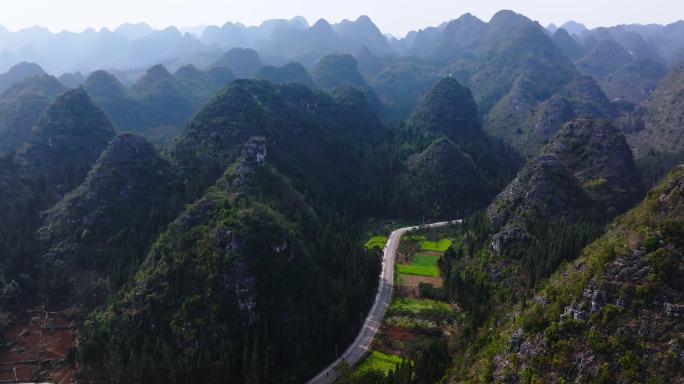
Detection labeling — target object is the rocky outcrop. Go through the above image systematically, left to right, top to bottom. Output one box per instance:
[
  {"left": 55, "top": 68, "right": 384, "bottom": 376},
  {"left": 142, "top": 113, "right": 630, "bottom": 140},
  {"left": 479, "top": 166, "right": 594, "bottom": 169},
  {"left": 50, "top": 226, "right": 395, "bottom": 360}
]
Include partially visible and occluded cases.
[
  {"left": 630, "top": 64, "right": 684, "bottom": 157},
  {"left": 0, "top": 75, "right": 66, "bottom": 155},
  {"left": 16, "top": 88, "right": 116, "bottom": 197},
  {"left": 488, "top": 118, "right": 643, "bottom": 251},
  {"left": 546, "top": 119, "right": 644, "bottom": 213},
  {"left": 37, "top": 133, "right": 179, "bottom": 305},
  {"left": 488, "top": 154, "right": 596, "bottom": 249},
  {"left": 488, "top": 165, "right": 684, "bottom": 383}
]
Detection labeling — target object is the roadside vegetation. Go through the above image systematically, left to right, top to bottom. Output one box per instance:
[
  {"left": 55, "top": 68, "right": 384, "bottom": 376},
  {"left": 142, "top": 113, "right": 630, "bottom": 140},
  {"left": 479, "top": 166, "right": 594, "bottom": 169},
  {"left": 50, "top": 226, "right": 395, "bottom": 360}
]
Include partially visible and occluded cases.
[
  {"left": 338, "top": 226, "right": 459, "bottom": 384},
  {"left": 364, "top": 235, "right": 389, "bottom": 250}
]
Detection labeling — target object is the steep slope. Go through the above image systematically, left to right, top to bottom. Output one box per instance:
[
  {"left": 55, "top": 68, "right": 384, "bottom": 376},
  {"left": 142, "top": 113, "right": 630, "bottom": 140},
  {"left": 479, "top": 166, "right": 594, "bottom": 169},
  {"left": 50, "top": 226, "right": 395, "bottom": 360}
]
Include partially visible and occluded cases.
[
  {"left": 418, "top": 11, "right": 617, "bottom": 156},
  {"left": 428, "top": 13, "right": 488, "bottom": 63},
  {"left": 333, "top": 15, "right": 392, "bottom": 56},
  {"left": 261, "top": 18, "right": 341, "bottom": 65},
  {"left": 476, "top": 23, "right": 590, "bottom": 155},
  {"left": 551, "top": 28, "right": 585, "bottom": 60},
  {"left": 573, "top": 34, "right": 668, "bottom": 104},
  {"left": 576, "top": 39, "right": 634, "bottom": 79},
  {"left": 210, "top": 47, "right": 263, "bottom": 78},
  {"left": 312, "top": 53, "right": 367, "bottom": 90},
  {"left": 311, "top": 54, "right": 383, "bottom": 114},
  {"left": 598, "top": 58, "right": 668, "bottom": 104},
  {"left": 367, "top": 59, "right": 440, "bottom": 121},
  {"left": 0, "top": 62, "right": 46, "bottom": 93},
  {"left": 254, "top": 62, "right": 314, "bottom": 87},
  {"left": 129, "top": 64, "right": 194, "bottom": 128},
  {"left": 174, "top": 64, "right": 236, "bottom": 107},
  {"left": 631, "top": 64, "right": 684, "bottom": 157},
  {"left": 83, "top": 70, "right": 145, "bottom": 132},
  {"left": 58, "top": 71, "right": 86, "bottom": 88},
  {"left": 0, "top": 75, "right": 66, "bottom": 154},
  {"left": 533, "top": 76, "right": 616, "bottom": 140},
  {"left": 398, "top": 77, "right": 515, "bottom": 218},
  {"left": 407, "top": 77, "right": 482, "bottom": 142},
  {"left": 168, "top": 79, "right": 383, "bottom": 201},
  {"left": 0, "top": 88, "right": 116, "bottom": 307},
  {"left": 16, "top": 88, "right": 116, "bottom": 197},
  {"left": 483, "top": 118, "right": 642, "bottom": 292},
  {"left": 489, "top": 118, "right": 642, "bottom": 250},
  {"left": 546, "top": 119, "right": 644, "bottom": 213},
  {"left": 37, "top": 133, "right": 180, "bottom": 306},
  {"left": 80, "top": 137, "right": 379, "bottom": 383},
  {"left": 400, "top": 137, "right": 490, "bottom": 217},
  {"left": 487, "top": 154, "right": 598, "bottom": 254},
  {"left": 0, "top": 158, "right": 33, "bottom": 279},
  {"left": 452, "top": 165, "right": 684, "bottom": 384}
]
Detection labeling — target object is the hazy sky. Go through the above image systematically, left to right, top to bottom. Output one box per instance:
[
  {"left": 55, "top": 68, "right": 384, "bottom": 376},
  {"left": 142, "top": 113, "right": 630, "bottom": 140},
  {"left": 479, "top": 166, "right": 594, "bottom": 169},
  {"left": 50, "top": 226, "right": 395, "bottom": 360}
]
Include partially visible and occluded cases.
[{"left": 1, "top": 0, "right": 683, "bottom": 36}]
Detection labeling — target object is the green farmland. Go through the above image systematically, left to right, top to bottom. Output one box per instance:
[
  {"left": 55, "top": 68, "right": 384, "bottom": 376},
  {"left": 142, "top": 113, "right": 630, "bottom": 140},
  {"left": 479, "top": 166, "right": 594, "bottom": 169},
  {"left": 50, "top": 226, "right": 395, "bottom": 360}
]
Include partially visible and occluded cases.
[{"left": 396, "top": 254, "right": 440, "bottom": 277}]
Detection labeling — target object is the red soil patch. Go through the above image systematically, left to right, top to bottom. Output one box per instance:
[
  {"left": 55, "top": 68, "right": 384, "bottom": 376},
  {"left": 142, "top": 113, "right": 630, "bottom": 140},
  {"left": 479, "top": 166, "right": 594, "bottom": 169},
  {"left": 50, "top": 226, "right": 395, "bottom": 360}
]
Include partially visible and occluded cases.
[
  {"left": 397, "top": 273, "right": 443, "bottom": 289},
  {"left": 0, "top": 305, "right": 77, "bottom": 383},
  {"left": 383, "top": 325, "right": 419, "bottom": 343}
]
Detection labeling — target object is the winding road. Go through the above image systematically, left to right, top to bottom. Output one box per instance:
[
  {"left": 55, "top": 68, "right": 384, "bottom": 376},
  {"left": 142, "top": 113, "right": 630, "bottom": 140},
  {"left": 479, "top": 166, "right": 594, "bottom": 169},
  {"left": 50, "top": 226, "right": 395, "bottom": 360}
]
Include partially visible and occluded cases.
[{"left": 307, "top": 220, "right": 460, "bottom": 384}]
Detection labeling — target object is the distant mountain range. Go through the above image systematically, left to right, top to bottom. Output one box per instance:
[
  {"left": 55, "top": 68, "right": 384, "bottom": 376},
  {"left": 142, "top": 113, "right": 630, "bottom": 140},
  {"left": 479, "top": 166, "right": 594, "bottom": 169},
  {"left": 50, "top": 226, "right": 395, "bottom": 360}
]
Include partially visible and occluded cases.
[{"left": 1, "top": 15, "right": 683, "bottom": 75}]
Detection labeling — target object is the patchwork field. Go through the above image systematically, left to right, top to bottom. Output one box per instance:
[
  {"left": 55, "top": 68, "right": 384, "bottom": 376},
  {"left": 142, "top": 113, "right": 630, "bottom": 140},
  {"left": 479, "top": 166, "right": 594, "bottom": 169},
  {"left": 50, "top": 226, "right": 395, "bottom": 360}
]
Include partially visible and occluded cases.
[
  {"left": 344, "top": 227, "right": 460, "bottom": 382},
  {"left": 396, "top": 254, "right": 440, "bottom": 277},
  {"left": 354, "top": 351, "right": 403, "bottom": 375}
]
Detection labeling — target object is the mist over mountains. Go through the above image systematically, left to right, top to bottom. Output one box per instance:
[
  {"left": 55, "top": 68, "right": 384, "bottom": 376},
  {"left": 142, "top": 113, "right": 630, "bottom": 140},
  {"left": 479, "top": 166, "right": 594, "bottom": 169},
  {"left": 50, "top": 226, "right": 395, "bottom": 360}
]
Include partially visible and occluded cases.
[
  {"left": 0, "top": 7, "right": 683, "bottom": 384},
  {"left": 1, "top": 14, "right": 683, "bottom": 76}
]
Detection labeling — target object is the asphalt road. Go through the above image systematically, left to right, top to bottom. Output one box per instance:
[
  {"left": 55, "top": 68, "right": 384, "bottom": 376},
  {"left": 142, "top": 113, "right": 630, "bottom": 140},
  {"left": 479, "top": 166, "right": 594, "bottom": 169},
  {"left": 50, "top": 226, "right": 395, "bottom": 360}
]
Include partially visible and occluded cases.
[{"left": 307, "top": 220, "right": 460, "bottom": 384}]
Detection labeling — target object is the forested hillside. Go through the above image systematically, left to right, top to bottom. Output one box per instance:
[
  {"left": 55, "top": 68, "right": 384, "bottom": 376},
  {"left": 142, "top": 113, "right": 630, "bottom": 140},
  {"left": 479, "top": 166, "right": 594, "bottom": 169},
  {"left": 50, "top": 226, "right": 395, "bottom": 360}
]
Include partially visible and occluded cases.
[{"left": 0, "top": 7, "right": 683, "bottom": 384}]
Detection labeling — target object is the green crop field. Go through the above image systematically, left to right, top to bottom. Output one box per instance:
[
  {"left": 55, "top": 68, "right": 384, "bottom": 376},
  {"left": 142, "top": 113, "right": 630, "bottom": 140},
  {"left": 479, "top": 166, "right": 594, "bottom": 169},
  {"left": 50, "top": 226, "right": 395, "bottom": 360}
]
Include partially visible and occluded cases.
[
  {"left": 364, "top": 235, "right": 388, "bottom": 250},
  {"left": 419, "top": 238, "right": 452, "bottom": 252},
  {"left": 396, "top": 254, "right": 440, "bottom": 277},
  {"left": 390, "top": 297, "right": 451, "bottom": 313},
  {"left": 355, "top": 351, "right": 403, "bottom": 375}
]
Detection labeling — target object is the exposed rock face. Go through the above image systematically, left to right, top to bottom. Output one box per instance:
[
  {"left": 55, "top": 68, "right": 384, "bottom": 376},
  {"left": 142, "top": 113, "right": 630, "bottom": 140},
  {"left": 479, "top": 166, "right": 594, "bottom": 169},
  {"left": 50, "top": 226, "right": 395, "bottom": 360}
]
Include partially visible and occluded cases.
[
  {"left": 631, "top": 64, "right": 684, "bottom": 157},
  {"left": 0, "top": 75, "right": 66, "bottom": 155},
  {"left": 16, "top": 88, "right": 116, "bottom": 197},
  {"left": 489, "top": 118, "right": 643, "bottom": 249},
  {"left": 546, "top": 119, "right": 644, "bottom": 213},
  {"left": 36, "top": 133, "right": 178, "bottom": 306},
  {"left": 88, "top": 137, "right": 333, "bottom": 381},
  {"left": 488, "top": 154, "right": 596, "bottom": 246},
  {"left": 489, "top": 166, "right": 684, "bottom": 383}
]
